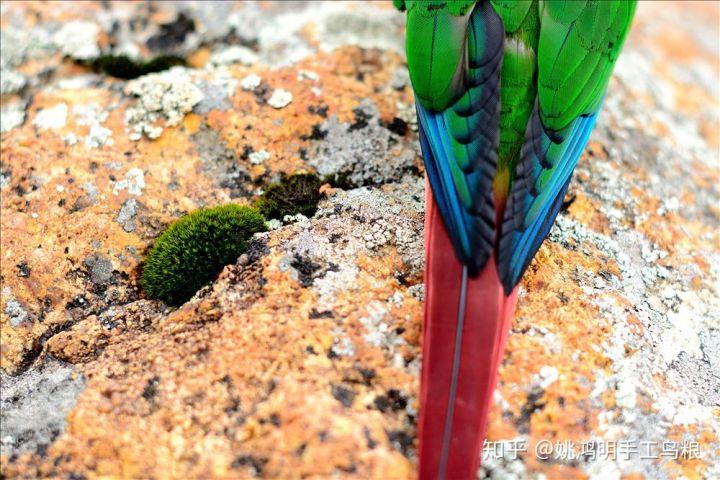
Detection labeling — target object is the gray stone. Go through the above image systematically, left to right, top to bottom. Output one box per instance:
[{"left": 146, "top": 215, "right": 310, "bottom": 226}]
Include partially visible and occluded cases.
[
  {"left": 307, "top": 100, "right": 419, "bottom": 187},
  {"left": 84, "top": 255, "right": 114, "bottom": 285},
  {"left": 0, "top": 360, "right": 86, "bottom": 456}
]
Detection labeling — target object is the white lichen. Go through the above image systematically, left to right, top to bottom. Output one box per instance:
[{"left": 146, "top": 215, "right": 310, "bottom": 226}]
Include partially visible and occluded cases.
[
  {"left": 53, "top": 21, "right": 100, "bottom": 60},
  {"left": 208, "top": 45, "right": 258, "bottom": 67},
  {"left": 124, "top": 68, "right": 204, "bottom": 140},
  {"left": 0, "top": 69, "right": 26, "bottom": 94},
  {"left": 240, "top": 73, "right": 262, "bottom": 91},
  {"left": 268, "top": 88, "right": 293, "bottom": 109},
  {"left": 32, "top": 103, "right": 67, "bottom": 130},
  {"left": 74, "top": 103, "right": 113, "bottom": 148},
  {"left": 0, "top": 104, "right": 25, "bottom": 133},
  {"left": 248, "top": 149, "right": 270, "bottom": 165},
  {"left": 113, "top": 168, "right": 145, "bottom": 196},
  {"left": 533, "top": 366, "right": 560, "bottom": 389}
]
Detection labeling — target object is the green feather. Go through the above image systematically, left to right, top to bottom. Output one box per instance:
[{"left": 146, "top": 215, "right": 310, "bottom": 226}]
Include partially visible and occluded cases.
[
  {"left": 402, "top": 0, "right": 635, "bottom": 197},
  {"left": 490, "top": 0, "right": 534, "bottom": 33},
  {"left": 490, "top": 0, "right": 539, "bottom": 176},
  {"left": 537, "top": 0, "right": 636, "bottom": 130},
  {"left": 405, "top": 4, "right": 471, "bottom": 111}
]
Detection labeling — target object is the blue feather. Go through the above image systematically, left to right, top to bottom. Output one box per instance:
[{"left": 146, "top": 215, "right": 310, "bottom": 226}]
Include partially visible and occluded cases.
[
  {"left": 416, "top": 1, "right": 504, "bottom": 273},
  {"left": 418, "top": 105, "right": 473, "bottom": 256},
  {"left": 499, "top": 108, "right": 599, "bottom": 290}
]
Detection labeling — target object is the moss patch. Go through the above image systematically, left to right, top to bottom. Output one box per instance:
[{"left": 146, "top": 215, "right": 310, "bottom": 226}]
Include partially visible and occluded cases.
[
  {"left": 89, "top": 54, "right": 186, "bottom": 79},
  {"left": 255, "top": 173, "right": 323, "bottom": 220},
  {"left": 141, "top": 204, "right": 266, "bottom": 306}
]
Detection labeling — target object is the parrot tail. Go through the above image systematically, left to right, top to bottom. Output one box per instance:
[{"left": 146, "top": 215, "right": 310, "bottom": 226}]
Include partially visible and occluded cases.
[{"left": 419, "top": 178, "right": 518, "bottom": 480}]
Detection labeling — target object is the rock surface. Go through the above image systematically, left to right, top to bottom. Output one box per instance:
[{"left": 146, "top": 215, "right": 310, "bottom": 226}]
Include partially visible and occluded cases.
[{"left": 1, "top": 1, "right": 718, "bottom": 479}]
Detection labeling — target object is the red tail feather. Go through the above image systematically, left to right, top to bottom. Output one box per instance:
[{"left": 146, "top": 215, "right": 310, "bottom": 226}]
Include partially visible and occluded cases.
[{"left": 419, "top": 178, "right": 518, "bottom": 480}]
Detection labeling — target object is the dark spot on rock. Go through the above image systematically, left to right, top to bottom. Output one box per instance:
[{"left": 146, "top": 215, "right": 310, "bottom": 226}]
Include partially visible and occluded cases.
[
  {"left": 147, "top": 12, "right": 195, "bottom": 52},
  {"left": 88, "top": 54, "right": 186, "bottom": 80},
  {"left": 252, "top": 83, "right": 270, "bottom": 104},
  {"left": 308, "top": 104, "right": 328, "bottom": 118},
  {"left": 348, "top": 106, "right": 372, "bottom": 131},
  {"left": 381, "top": 117, "right": 408, "bottom": 137},
  {"left": 300, "top": 124, "right": 328, "bottom": 141},
  {"left": 240, "top": 144, "right": 254, "bottom": 160},
  {"left": 298, "top": 147, "right": 308, "bottom": 161},
  {"left": 0, "top": 167, "right": 11, "bottom": 184},
  {"left": 561, "top": 193, "right": 577, "bottom": 212},
  {"left": 70, "top": 196, "right": 92, "bottom": 213},
  {"left": 243, "top": 238, "right": 270, "bottom": 264},
  {"left": 290, "top": 254, "right": 322, "bottom": 287},
  {"left": 16, "top": 261, "right": 31, "bottom": 277},
  {"left": 65, "top": 295, "right": 88, "bottom": 311},
  {"left": 38, "top": 296, "right": 53, "bottom": 322},
  {"left": 309, "top": 308, "right": 334, "bottom": 319},
  {"left": 99, "top": 313, "right": 118, "bottom": 330},
  {"left": 305, "top": 345, "right": 317, "bottom": 355},
  {"left": 358, "top": 367, "right": 376, "bottom": 386},
  {"left": 142, "top": 376, "right": 160, "bottom": 402},
  {"left": 266, "top": 380, "right": 277, "bottom": 395},
  {"left": 331, "top": 385, "right": 356, "bottom": 407},
  {"left": 517, "top": 387, "right": 546, "bottom": 434},
  {"left": 373, "top": 389, "right": 407, "bottom": 413},
  {"left": 269, "top": 413, "right": 281, "bottom": 426},
  {"left": 364, "top": 426, "right": 377, "bottom": 449},
  {"left": 386, "top": 429, "right": 413, "bottom": 457},
  {"left": 35, "top": 441, "right": 49, "bottom": 457},
  {"left": 295, "top": 442, "right": 307, "bottom": 456},
  {"left": 231, "top": 454, "right": 268, "bottom": 475},
  {"left": 339, "top": 463, "right": 358, "bottom": 473}
]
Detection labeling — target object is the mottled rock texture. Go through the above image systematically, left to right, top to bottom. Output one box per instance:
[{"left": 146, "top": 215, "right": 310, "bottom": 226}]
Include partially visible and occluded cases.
[{"left": 1, "top": 1, "right": 718, "bottom": 479}]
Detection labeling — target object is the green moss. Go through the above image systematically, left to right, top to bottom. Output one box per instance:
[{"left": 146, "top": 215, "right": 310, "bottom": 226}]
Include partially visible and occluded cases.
[
  {"left": 90, "top": 54, "right": 186, "bottom": 80},
  {"left": 255, "top": 173, "right": 323, "bottom": 220},
  {"left": 141, "top": 204, "right": 266, "bottom": 306}
]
